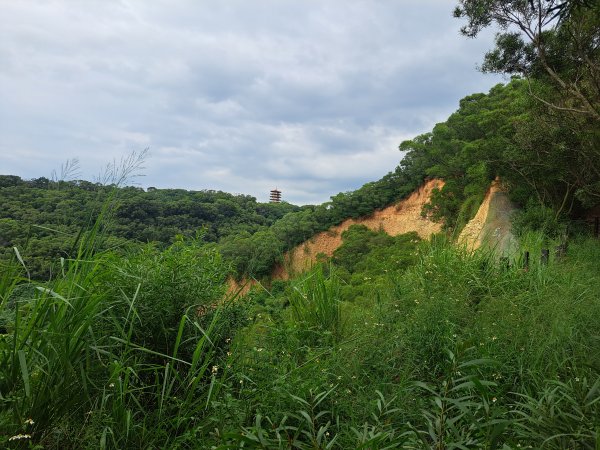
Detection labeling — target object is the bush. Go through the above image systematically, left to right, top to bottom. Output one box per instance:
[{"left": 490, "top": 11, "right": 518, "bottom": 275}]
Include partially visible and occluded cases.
[
  {"left": 512, "top": 200, "right": 567, "bottom": 238},
  {"left": 100, "top": 236, "right": 228, "bottom": 358}
]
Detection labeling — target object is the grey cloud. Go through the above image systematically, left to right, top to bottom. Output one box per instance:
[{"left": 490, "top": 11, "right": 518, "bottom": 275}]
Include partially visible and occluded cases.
[{"left": 0, "top": 0, "right": 502, "bottom": 205}]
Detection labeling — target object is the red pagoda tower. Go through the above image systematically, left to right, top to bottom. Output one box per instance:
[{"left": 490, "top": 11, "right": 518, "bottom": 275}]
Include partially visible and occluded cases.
[{"left": 269, "top": 188, "right": 282, "bottom": 203}]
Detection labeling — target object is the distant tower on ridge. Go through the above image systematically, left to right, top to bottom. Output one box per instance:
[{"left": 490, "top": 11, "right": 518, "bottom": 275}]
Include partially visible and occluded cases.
[{"left": 270, "top": 188, "right": 282, "bottom": 203}]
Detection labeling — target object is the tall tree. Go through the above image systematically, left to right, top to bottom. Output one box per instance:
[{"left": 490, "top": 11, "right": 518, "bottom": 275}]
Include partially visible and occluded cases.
[{"left": 454, "top": 0, "right": 600, "bottom": 120}]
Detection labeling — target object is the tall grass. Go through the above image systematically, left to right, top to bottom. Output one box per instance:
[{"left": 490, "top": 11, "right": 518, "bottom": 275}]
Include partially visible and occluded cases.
[
  {"left": 0, "top": 195, "right": 115, "bottom": 443},
  {"left": 0, "top": 248, "right": 226, "bottom": 448},
  {"left": 289, "top": 265, "right": 344, "bottom": 345}
]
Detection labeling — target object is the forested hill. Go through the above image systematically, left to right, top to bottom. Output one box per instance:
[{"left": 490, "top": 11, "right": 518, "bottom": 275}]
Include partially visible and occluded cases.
[
  {"left": 4, "top": 0, "right": 600, "bottom": 282},
  {"left": 3, "top": 3, "right": 600, "bottom": 447},
  {"left": 0, "top": 176, "right": 299, "bottom": 278}
]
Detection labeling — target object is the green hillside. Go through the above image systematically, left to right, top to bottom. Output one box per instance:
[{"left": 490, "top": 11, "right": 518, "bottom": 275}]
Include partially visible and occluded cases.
[{"left": 0, "top": 177, "right": 299, "bottom": 279}]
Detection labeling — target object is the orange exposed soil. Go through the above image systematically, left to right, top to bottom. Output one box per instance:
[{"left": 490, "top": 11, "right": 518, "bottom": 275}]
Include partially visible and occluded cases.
[
  {"left": 272, "top": 178, "right": 444, "bottom": 280},
  {"left": 226, "top": 179, "right": 444, "bottom": 294},
  {"left": 226, "top": 277, "right": 255, "bottom": 298}
]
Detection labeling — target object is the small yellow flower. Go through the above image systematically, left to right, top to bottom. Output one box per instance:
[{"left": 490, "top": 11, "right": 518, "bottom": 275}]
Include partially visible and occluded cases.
[{"left": 24, "top": 418, "right": 35, "bottom": 425}]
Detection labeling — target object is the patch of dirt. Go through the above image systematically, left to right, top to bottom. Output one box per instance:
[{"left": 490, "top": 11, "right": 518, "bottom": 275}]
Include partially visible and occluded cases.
[
  {"left": 227, "top": 178, "right": 521, "bottom": 296},
  {"left": 273, "top": 178, "right": 444, "bottom": 280},
  {"left": 458, "top": 178, "right": 518, "bottom": 256},
  {"left": 225, "top": 179, "right": 444, "bottom": 294},
  {"left": 226, "top": 277, "right": 255, "bottom": 298}
]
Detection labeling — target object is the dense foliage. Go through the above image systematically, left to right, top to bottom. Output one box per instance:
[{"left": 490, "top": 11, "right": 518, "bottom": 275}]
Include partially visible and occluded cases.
[
  {"left": 451, "top": 0, "right": 600, "bottom": 218},
  {"left": 454, "top": 0, "right": 600, "bottom": 121},
  {"left": 400, "top": 77, "right": 600, "bottom": 233},
  {"left": 0, "top": 168, "right": 428, "bottom": 281},
  {"left": 0, "top": 176, "right": 299, "bottom": 278},
  {"left": 2, "top": 212, "right": 599, "bottom": 448},
  {"left": 221, "top": 232, "right": 600, "bottom": 449}
]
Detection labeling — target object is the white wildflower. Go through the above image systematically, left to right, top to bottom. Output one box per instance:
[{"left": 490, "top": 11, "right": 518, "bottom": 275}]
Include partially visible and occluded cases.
[{"left": 9, "top": 434, "right": 32, "bottom": 441}]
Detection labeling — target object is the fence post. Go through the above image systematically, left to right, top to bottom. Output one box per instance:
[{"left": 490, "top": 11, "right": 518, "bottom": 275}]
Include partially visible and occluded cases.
[
  {"left": 555, "top": 244, "right": 566, "bottom": 261},
  {"left": 541, "top": 249, "right": 549, "bottom": 265},
  {"left": 523, "top": 251, "right": 530, "bottom": 271}
]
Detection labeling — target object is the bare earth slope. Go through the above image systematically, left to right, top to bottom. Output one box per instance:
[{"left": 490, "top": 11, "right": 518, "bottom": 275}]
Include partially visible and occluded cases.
[
  {"left": 272, "top": 178, "right": 444, "bottom": 280},
  {"left": 458, "top": 178, "right": 517, "bottom": 255},
  {"left": 227, "top": 179, "right": 444, "bottom": 294}
]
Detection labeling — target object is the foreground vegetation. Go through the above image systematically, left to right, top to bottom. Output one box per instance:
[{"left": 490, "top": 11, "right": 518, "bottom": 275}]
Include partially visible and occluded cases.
[{"left": 1, "top": 214, "right": 599, "bottom": 448}]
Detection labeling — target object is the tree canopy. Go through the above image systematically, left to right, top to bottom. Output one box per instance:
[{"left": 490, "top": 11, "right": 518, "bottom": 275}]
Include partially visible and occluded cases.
[
  {"left": 454, "top": 0, "right": 600, "bottom": 121},
  {"left": 0, "top": 177, "right": 299, "bottom": 278}
]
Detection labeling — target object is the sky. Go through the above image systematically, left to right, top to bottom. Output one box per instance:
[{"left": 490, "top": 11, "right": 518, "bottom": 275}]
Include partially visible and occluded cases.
[{"left": 0, "top": 0, "right": 504, "bottom": 205}]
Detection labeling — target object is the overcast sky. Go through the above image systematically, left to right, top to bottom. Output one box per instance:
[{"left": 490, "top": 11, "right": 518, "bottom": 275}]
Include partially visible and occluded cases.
[{"left": 0, "top": 1, "right": 503, "bottom": 205}]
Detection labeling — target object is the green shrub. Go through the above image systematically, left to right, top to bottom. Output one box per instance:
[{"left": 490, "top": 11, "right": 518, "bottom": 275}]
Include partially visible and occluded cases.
[
  {"left": 512, "top": 200, "right": 567, "bottom": 238},
  {"left": 0, "top": 215, "right": 233, "bottom": 448},
  {"left": 99, "top": 236, "right": 228, "bottom": 358}
]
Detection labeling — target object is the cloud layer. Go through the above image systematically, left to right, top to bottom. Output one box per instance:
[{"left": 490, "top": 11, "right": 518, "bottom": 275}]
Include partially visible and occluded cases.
[{"left": 0, "top": 0, "right": 502, "bottom": 204}]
